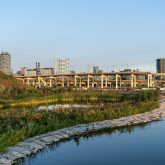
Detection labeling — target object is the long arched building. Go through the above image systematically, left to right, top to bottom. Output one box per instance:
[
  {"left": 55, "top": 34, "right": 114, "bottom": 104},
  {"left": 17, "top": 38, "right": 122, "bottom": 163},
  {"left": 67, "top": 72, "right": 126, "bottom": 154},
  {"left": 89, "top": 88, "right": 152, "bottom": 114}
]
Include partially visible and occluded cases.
[{"left": 15, "top": 71, "right": 165, "bottom": 89}]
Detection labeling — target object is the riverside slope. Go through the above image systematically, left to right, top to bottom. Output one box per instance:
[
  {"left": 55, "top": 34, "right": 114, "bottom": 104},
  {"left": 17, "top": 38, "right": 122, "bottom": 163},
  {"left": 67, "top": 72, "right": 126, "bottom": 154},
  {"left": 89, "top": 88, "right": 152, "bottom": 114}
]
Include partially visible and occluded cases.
[{"left": 1, "top": 100, "right": 165, "bottom": 165}]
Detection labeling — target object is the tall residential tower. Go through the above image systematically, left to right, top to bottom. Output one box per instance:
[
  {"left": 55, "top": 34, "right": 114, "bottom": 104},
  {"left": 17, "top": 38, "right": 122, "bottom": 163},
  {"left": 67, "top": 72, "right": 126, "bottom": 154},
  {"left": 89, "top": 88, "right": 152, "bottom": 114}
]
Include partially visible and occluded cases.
[
  {"left": 0, "top": 52, "right": 11, "bottom": 75},
  {"left": 156, "top": 58, "right": 165, "bottom": 73}
]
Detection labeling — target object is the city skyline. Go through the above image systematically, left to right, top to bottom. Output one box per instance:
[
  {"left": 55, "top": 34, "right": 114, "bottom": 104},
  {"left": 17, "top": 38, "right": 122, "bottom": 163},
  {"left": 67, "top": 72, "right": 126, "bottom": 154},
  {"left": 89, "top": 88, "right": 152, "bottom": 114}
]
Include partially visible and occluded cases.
[
  {"left": 0, "top": 0, "right": 164, "bottom": 72},
  {"left": 2, "top": 52, "right": 160, "bottom": 73}
]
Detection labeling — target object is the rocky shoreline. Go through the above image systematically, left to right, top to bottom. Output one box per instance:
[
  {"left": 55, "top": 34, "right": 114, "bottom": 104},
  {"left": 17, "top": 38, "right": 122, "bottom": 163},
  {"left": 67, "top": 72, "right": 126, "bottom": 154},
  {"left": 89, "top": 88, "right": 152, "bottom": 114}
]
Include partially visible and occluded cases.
[{"left": 1, "top": 103, "right": 165, "bottom": 165}]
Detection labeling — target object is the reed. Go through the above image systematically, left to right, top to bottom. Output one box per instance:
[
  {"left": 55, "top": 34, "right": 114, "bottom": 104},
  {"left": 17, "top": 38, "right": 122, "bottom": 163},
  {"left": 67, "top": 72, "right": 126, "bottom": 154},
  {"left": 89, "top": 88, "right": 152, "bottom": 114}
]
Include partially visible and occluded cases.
[
  {"left": 0, "top": 90, "right": 159, "bottom": 108},
  {"left": 0, "top": 92, "right": 159, "bottom": 153}
]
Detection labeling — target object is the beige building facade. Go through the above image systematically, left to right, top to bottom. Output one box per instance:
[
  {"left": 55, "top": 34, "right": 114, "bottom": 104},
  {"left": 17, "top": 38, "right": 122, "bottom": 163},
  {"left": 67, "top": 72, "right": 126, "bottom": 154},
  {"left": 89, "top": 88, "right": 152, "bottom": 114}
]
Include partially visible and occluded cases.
[{"left": 54, "top": 58, "right": 70, "bottom": 74}]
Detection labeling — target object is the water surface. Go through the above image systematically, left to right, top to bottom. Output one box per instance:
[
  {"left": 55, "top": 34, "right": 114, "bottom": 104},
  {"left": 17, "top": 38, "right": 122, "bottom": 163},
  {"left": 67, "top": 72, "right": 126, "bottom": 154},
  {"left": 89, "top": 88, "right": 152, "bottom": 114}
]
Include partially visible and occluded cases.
[{"left": 17, "top": 118, "right": 165, "bottom": 165}]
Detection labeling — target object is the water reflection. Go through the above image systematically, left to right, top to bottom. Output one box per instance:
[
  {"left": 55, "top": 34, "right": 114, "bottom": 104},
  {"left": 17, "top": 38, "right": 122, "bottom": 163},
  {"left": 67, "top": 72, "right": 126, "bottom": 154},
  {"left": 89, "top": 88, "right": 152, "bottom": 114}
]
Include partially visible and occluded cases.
[
  {"left": 3, "top": 102, "right": 97, "bottom": 112},
  {"left": 37, "top": 104, "right": 93, "bottom": 111},
  {"left": 15, "top": 120, "right": 162, "bottom": 165}
]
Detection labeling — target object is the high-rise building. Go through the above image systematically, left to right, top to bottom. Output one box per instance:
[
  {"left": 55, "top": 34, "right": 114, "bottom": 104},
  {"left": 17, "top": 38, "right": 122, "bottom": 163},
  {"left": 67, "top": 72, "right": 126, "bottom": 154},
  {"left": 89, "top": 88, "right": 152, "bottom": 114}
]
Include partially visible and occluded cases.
[
  {"left": 0, "top": 52, "right": 11, "bottom": 75},
  {"left": 54, "top": 58, "right": 70, "bottom": 74},
  {"left": 156, "top": 58, "right": 165, "bottom": 73},
  {"left": 93, "top": 66, "right": 99, "bottom": 73}
]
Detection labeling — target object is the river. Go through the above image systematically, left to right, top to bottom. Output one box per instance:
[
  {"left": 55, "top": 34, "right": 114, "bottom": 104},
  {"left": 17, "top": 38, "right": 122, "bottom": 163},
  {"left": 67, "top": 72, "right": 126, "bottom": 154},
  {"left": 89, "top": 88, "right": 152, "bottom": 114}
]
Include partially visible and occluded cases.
[{"left": 16, "top": 118, "right": 165, "bottom": 165}]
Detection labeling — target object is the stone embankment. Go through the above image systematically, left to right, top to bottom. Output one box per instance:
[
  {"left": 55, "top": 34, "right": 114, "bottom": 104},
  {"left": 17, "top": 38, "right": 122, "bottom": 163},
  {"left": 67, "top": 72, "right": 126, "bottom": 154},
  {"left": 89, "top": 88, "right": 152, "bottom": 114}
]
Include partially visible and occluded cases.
[{"left": 1, "top": 101, "right": 165, "bottom": 165}]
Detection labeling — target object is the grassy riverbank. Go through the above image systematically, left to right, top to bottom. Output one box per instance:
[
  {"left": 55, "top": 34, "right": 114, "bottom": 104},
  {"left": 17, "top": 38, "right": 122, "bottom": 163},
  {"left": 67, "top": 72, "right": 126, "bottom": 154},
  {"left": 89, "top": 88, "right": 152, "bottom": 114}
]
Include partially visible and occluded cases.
[{"left": 0, "top": 90, "right": 159, "bottom": 153}]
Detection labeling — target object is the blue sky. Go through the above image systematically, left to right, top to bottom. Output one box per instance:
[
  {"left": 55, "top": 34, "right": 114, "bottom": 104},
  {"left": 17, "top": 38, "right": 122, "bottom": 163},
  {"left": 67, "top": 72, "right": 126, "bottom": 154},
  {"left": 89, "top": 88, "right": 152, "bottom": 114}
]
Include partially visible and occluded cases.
[{"left": 0, "top": 0, "right": 164, "bottom": 72}]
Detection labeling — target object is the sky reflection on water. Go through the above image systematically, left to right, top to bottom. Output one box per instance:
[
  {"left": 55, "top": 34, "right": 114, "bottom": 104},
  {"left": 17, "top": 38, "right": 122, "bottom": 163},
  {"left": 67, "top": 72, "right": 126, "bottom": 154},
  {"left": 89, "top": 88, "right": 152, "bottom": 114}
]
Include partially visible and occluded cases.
[{"left": 17, "top": 119, "right": 165, "bottom": 165}]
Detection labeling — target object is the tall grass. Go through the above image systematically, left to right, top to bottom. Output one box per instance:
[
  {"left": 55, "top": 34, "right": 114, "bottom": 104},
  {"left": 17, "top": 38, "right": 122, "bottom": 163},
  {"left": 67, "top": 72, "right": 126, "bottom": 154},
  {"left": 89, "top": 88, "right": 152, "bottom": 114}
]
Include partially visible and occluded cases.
[
  {"left": 0, "top": 90, "right": 159, "bottom": 153},
  {"left": 0, "top": 90, "right": 159, "bottom": 108}
]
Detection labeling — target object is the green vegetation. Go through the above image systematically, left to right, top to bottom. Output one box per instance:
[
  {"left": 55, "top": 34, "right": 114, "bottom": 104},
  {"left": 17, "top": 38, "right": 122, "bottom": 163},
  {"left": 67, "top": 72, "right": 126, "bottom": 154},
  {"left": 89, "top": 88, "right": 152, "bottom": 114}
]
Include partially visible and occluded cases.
[
  {"left": 0, "top": 71, "right": 22, "bottom": 88},
  {"left": 0, "top": 71, "right": 159, "bottom": 108},
  {"left": 0, "top": 72, "right": 160, "bottom": 153},
  {"left": 0, "top": 86, "right": 159, "bottom": 108},
  {"left": 0, "top": 90, "right": 159, "bottom": 153}
]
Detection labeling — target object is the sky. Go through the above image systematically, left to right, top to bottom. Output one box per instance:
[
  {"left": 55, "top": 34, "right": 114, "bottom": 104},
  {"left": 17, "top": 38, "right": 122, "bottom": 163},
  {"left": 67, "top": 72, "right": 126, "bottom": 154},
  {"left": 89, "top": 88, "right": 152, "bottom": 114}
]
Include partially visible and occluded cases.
[{"left": 0, "top": 0, "right": 165, "bottom": 73}]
